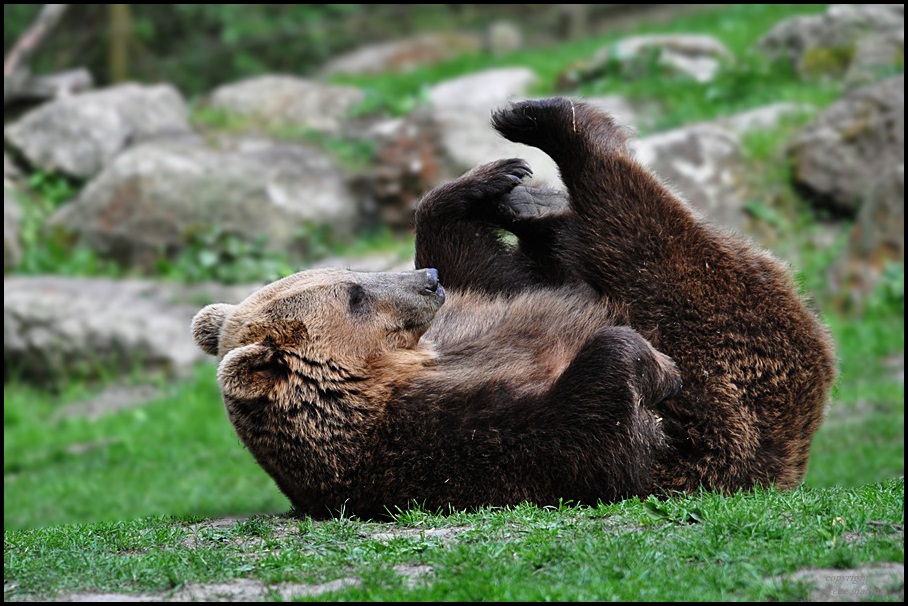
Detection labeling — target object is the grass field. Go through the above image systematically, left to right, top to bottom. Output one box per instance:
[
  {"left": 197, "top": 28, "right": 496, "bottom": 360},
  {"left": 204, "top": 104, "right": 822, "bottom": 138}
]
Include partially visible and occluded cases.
[
  {"left": 3, "top": 3, "right": 904, "bottom": 602},
  {"left": 4, "top": 480, "right": 904, "bottom": 601}
]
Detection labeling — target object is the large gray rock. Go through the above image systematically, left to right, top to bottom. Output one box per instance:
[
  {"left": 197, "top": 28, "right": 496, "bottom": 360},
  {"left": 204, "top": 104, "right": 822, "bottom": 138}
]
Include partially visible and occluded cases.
[
  {"left": 757, "top": 4, "right": 904, "bottom": 83},
  {"left": 485, "top": 21, "right": 524, "bottom": 56},
  {"left": 320, "top": 32, "right": 482, "bottom": 76},
  {"left": 559, "top": 34, "right": 732, "bottom": 88},
  {"left": 611, "top": 34, "right": 732, "bottom": 83},
  {"left": 427, "top": 67, "right": 539, "bottom": 112},
  {"left": 361, "top": 68, "right": 555, "bottom": 227},
  {"left": 428, "top": 68, "right": 563, "bottom": 186},
  {"left": 789, "top": 75, "right": 904, "bottom": 216},
  {"left": 207, "top": 76, "right": 365, "bottom": 134},
  {"left": 4, "top": 83, "right": 191, "bottom": 179},
  {"left": 366, "top": 94, "right": 793, "bottom": 234},
  {"left": 431, "top": 94, "right": 644, "bottom": 189},
  {"left": 631, "top": 104, "right": 824, "bottom": 236},
  {"left": 435, "top": 111, "right": 759, "bottom": 234},
  {"left": 634, "top": 125, "right": 748, "bottom": 232},
  {"left": 46, "top": 138, "right": 359, "bottom": 270},
  {"left": 4, "top": 152, "right": 22, "bottom": 180},
  {"left": 828, "top": 164, "right": 904, "bottom": 306},
  {"left": 4, "top": 187, "right": 22, "bottom": 272},
  {"left": 2, "top": 250, "right": 418, "bottom": 383},
  {"left": 3, "top": 277, "right": 258, "bottom": 383}
]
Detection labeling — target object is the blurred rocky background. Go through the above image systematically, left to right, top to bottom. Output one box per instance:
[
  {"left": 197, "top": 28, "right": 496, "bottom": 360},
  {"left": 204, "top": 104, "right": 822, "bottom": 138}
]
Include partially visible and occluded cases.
[{"left": 3, "top": 5, "right": 904, "bottom": 459}]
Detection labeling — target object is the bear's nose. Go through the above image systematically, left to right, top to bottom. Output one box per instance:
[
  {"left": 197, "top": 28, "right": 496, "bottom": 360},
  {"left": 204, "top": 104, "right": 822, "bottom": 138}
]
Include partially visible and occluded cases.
[{"left": 422, "top": 268, "right": 439, "bottom": 294}]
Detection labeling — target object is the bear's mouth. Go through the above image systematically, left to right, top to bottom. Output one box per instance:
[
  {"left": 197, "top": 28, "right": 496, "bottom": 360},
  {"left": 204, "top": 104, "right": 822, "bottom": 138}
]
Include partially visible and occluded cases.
[
  {"left": 396, "top": 315, "right": 436, "bottom": 334},
  {"left": 387, "top": 316, "right": 436, "bottom": 349}
]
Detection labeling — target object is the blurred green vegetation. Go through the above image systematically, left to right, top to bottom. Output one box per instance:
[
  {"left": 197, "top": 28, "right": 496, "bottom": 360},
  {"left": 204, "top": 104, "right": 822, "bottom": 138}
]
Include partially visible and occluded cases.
[
  {"left": 5, "top": 4, "right": 592, "bottom": 96},
  {"left": 9, "top": 4, "right": 845, "bottom": 286},
  {"left": 333, "top": 4, "right": 835, "bottom": 124}
]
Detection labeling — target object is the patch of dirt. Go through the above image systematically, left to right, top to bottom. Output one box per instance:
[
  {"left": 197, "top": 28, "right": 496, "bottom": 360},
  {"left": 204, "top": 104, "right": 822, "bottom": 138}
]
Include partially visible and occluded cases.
[
  {"left": 883, "top": 353, "right": 904, "bottom": 384},
  {"left": 54, "top": 385, "right": 162, "bottom": 421},
  {"left": 177, "top": 515, "right": 303, "bottom": 549},
  {"left": 178, "top": 516, "right": 249, "bottom": 549},
  {"left": 366, "top": 525, "right": 472, "bottom": 543},
  {"left": 781, "top": 562, "right": 904, "bottom": 602},
  {"left": 393, "top": 564, "right": 434, "bottom": 589},
  {"left": 51, "top": 577, "right": 362, "bottom": 602},
  {"left": 176, "top": 577, "right": 361, "bottom": 601},
  {"left": 53, "top": 591, "right": 154, "bottom": 602}
]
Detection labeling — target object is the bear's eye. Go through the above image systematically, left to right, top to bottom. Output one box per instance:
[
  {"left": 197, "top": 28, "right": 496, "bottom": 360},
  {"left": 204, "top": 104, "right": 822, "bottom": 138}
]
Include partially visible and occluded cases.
[{"left": 347, "top": 284, "right": 371, "bottom": 315}]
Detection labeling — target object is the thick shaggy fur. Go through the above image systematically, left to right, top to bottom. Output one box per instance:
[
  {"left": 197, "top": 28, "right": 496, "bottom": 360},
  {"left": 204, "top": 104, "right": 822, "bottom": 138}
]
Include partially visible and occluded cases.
[
  {"left": 418, "top": 97, "right": 837, "bottom": 493},
  {"left": 192, "top": 98, "right": 836, "bottom": 518},
  {"left": 193, "top": 269, "right": 679, "bottom": 517}
]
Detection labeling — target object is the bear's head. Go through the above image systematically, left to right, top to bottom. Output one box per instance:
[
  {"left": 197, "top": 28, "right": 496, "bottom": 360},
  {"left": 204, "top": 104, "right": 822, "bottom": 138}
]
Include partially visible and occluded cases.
[{"left": 191, "top": 267, "right": 445, "bottom": 400}]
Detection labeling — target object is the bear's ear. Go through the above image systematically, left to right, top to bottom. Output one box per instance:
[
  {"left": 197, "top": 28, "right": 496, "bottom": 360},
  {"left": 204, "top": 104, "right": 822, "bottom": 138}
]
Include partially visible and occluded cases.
[
  {"left": 191, "top": 303, "right": 236, "bottom": 356},
  {"left": 217, "top": 343, "right": 280, "bottom": 400}
]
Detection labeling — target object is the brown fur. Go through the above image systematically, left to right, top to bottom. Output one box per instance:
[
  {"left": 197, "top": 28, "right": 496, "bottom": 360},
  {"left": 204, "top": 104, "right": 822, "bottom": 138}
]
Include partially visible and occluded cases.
[
  {"left": 192, "top": 98, "right": 836, "bottom": 517},
  {"left": 479, "top": 98, "right": 837, "bottom": 492},
  {"left": 193, "top": 269, "right": 677, "bottom": 517}
]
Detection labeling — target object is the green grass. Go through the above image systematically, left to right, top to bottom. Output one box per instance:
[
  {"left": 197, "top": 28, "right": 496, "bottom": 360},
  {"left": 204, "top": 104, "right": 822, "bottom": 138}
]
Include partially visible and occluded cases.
[
  {"left": 805, "top": 305, "right": 905, "bottom": 488},
  {"left": 3, "top": 367, "right": 289, "bottom": 531},
  {"left": 4, "top": 481, "right": 903, "bottom": 601}
]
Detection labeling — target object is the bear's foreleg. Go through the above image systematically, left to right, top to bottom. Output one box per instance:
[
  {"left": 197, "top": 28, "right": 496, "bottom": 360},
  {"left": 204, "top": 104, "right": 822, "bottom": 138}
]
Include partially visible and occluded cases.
[
  {"left": 491, "top": 97, "right": 697, "bottom": 304},
  {"left": 415, "top": 158, "right": 562, "bottom": 296}
]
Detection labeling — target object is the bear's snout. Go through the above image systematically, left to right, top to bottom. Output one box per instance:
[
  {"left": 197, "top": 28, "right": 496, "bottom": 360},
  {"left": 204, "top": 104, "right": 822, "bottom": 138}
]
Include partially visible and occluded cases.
[{"left": 421, "top": 268, "right": 444, "bottom": 301}]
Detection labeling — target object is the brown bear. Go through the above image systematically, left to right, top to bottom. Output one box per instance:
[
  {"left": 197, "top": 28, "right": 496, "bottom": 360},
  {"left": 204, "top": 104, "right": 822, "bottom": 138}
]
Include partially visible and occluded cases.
[{"left": 191, "top": 97, "right": 836, "bottom": 518}]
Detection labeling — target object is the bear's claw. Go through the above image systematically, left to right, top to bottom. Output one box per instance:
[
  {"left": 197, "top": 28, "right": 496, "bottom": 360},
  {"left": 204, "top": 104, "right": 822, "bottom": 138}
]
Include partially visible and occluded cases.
[{"left": 465, "top": 158, "right": 533, "bottom": 200}]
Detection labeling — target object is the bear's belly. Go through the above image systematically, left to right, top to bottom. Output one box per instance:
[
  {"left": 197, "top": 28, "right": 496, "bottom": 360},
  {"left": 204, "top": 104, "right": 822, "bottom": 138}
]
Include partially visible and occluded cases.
[{"left": 421, "top": 287, "right": 622, "bottom": 397}]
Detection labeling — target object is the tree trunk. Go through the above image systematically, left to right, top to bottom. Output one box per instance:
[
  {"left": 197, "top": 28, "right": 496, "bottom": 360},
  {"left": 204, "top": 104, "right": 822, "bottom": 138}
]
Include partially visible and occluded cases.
[
  {"left": 3, "top": 4, "right": 70, "bottom": 104},
  {"left": 108, "top": 4, "right": 132, "bottom": 83},
  {"left": 557, "top": 4, "right": 590, "bottom": 40}
]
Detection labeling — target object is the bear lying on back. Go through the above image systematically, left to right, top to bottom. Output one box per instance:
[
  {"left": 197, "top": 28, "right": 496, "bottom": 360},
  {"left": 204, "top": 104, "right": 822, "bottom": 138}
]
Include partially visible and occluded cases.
[{"left": 192, "top": 98, "right": 836, "bottom": 518}]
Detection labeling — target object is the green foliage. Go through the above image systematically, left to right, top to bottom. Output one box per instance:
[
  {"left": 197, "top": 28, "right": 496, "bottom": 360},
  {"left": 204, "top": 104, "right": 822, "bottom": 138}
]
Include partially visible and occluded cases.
[
  {"left": 800, "top": 45, "right": 857, "bottom": 76},
  {"left": 581, "top": 52, "right": 841, "bottom": 133},
  {"left": 349, "top": 85, "right": 432, "bottom": 119},
  {"left": 191, "top": 106, "right": 377, "bottom": 171},
  {"left": 26, "top": 171, "right": 76, "bottom": 206},
  {"left": 13, "top": 173, "right": 124, "bottom": 278},
  {"left": 155, "top": 227, "right": 296, "bottom": 285},
  {"left": 868, "top": 262, "right": 904, "bottom": 314},
  {"left": 3, "top": 365, "right": 288, "bottom": 531}
]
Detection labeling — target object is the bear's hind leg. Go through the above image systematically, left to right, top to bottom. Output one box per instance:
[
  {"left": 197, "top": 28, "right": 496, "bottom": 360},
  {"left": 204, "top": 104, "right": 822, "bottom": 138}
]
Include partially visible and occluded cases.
[{"left": 526, "top": 326, "right": 681, "bottom": 502}]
